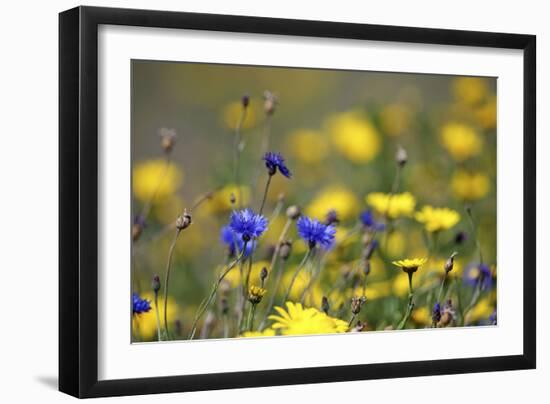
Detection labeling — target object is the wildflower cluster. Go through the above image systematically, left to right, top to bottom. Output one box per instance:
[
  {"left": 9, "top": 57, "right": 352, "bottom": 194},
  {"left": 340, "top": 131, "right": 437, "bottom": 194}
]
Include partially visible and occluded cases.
[{"left": 130, "top": 70, "right": 497, "bottom": 342}]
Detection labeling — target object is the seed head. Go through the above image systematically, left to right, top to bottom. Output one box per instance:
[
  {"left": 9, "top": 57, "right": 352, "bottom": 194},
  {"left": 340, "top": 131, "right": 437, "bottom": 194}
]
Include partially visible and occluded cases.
[
  {"left": 263, "top": 90, "right": 278, "bottom": 115},
  {"left": 159, "top": 127, "right": 176, "bottom": 154},
  {"left": 395, "top": 145, "right": 408, "bottom": 167},
  {"left": 286, "top": 205, "right": 301, "bottom": 220},
  {"left": 175, "top": 209, "right": 192, "bottom": 231},
  {"left": 444, "top": 251, "right": 458, "bottom": 273},
  {"left": 152, "top": 274, "right": 161, "bottom": 294},
  {"left": 351, "top": 296, "right": 367, "bottom": 315}
]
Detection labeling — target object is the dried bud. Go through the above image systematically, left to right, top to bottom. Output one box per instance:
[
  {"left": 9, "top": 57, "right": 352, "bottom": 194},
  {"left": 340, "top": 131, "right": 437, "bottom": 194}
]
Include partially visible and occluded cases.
[
  {"left": 263, "top": 90, "right": 278, "bottom": 115},
  {"left": 241, "top": 94, "right": 250, "bottom": 108},
  {"left": 159, "top": 127, "right": 176, "bottom": 154},
  {"left": 395, "top": 145, "right": 408, "bottom": 167},
  {"left": 229, "top": 193, "right": 237, "bottom": 205},
  {"left": 286, "top": 205, "right": 301, "bottom": 220},
  {"left": 175, "top": 209, "right": 192, "bottom": 231},
  {"left": 325, "top": 209, "right": 339, "bottom": 226},
  {"left": 132, "top": 215, "right": 146, "bottom": 242},
  {"left": 454, "top": 231, "right": 467, "bottom": 245},
  {"left": 279, "top": 240, "right": 292, "bottom": 260},
  {"left": 444, "top": 251, "right": 458, "bottom": 273},
  {"left": 260, "top": 267, "right": 269, "bottom": 284},
  {"left": 152, "top": 274, "right": 161, "bottom": 294},
  {"left": 248, "top": 285, "right": 267, "bottom": 305},
  {"left": 321, "top": 296, "right": 330, "bottom": 315},
  {"left": 351, "top": 296, "right": 367, "bottom": 315},
  {"left": 220, "top": 297, "right": 229, "bottom": 315},
  {"left": 439, "top": 299, "right": 456, "bottom": 327},
  {"left": 350, "top": 320, "right": 367, "bottom": 332}
]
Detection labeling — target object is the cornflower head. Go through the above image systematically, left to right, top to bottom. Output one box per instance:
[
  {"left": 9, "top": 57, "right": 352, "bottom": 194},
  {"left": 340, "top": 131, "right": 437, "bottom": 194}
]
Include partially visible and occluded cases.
[
  {"left": 263, "top": 152, "right": 291, "bottom": 178},
  {"left": 229, "top": 208, "right": 268, "bottom": 242},
  {"left": 359, "top": 210, "right": 386, "bottom": 232},
  {"left": 296, "top": 215, "right": 336, "bottom": 249},
  {"left": 220, "top": 225, "right": 255, "bottom": 257},
  {"left": 463, "top": 263, "right": 494, "bottom": 290},
  {"left": 132, "top": 293, "right": 151, "bottom": 315},
  {"left": 432, "top": 302, "right": 442, "bottom": 325}
]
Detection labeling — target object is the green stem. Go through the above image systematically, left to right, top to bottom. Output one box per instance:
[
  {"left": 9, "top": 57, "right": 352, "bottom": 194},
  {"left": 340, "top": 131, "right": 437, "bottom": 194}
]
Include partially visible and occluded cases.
[
  {"left": 233, "top": 108, "right": 247, "bottom": 208},
  {"left": 258, "top": 174, "right": 272, "bottom": 216},
  {"left": 163, "top": 229, "right": 180, "bottom": 339},
  {"left": 188, "top": 246, "right": 247, "bottom": 339},
  {"left": 282, "top": 249, "right": 312, "bottom": 305},
  {"left": 397, "top": 272, "right": 415, "bottom": 330},
  {"left": 437, "top": 272, "right": 447, "bottom": 304},
  {"left": 154, "top": 291, "right": 162, "bottom": 341},
  {"left": 247, "top": 304, "right": 257, "bottom": 331}
]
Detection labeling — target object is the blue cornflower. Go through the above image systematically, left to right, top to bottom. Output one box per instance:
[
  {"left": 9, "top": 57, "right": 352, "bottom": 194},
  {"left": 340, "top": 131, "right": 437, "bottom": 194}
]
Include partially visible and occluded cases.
[
  {"left": 263, "top": 152, "right": 291, "bottom": 178},
  {"left": 229, "top": 208, "right": 268, "bottom": 242},
  {"left": 359, "top": 210, "right": 385, "bottom": 232},
  {"left": 296, "top": 215, "right": 336, "bottom": 249},
  {"left": 220, "top": 225, "right": 255, "bottom": 257},
  {"left": 463, "top": 263, "right": 494, "bottom": 290},
  {"left": 132, "top": 293, "right": 151, "bottom": 315},
  {"left": 432, "top": 302, "right": 441, "bottom": 324}
]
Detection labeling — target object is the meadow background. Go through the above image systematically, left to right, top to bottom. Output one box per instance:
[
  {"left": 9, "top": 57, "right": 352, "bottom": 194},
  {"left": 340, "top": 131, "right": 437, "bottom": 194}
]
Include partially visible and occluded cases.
[{"left": 131, "top": 60, "right": 497, "bottom": 341}]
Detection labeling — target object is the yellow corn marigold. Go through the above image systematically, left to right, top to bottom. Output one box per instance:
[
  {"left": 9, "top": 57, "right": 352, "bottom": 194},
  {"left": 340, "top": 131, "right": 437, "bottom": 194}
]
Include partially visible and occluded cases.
[
  {"left": 440, "top": 122, "right": 483, "bottom": 162},
  {"left": 132, "top": 159, "right": 183, "bottom": 203},
  {"left": 451, "top": 170, "right": 490, "bottom": 201},
  {"left": 365, "top": 192, "right": 416, "bottom": 219},
  {"left": 415, "top": 205, "right": 460, "bottom": 233},
  {"left": 269, "top": 302, "right": 348, "bottom": 335}
]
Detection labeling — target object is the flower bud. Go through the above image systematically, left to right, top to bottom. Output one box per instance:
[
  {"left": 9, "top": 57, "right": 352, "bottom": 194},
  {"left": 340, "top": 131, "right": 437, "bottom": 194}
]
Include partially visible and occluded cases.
[
  {"left": 263, "top": 90, "right": 278, "bottom": 115},
  {"left": 241, "top": 94, "right": 250, "bottom": 108},
  {"left": 159, "top": 127, "right": 176, "bottom": 154},
  {"left": 395, "top": 145, "right": 408, "bottom": 167},
  {"left": 229, "top": 193, "right": 237, "bottom": 205},
  {"left": 286, "top": 205, "right": 301, "bottom": 220},
  {"left": 325, "top": 209, "right": 339, "bottom": 226},
  {"left": 175, "top": 210, "right": 192, "bottom": 231},
  {"left": 132, "top": 215, "right": 146, "bottom": 242},
  {"left": 279, "top": 240, "right": 292, "bottom": 260},
  {"left": 444, "top": 252, "right": 458, "bottom": 273},
  {"left": 363, "top": 259, "right": 371, "bottom": 276},
  {"left": 260, "top": 267, "right": 268, "bottom": 285},
  {"left": 152, "top": 274, "right": 161, "bottom": 294},
  {"left": 321, "top": 296, "right": 330, "bottom": 315},
  {"left": 351, "top": 296, "right": 367, "bottom": 315},
  {"left": 220, "top": 297, "right": 229, "bottom": 315},
  {"left": 432, "top": 302, "right": 441, "bottom": 326}
]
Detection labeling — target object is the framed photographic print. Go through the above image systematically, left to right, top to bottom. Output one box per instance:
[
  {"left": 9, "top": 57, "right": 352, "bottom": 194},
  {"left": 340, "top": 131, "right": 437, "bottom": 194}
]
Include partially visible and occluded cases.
[{"left": 59, "top": 6, "right": 536, "bottom": 398}]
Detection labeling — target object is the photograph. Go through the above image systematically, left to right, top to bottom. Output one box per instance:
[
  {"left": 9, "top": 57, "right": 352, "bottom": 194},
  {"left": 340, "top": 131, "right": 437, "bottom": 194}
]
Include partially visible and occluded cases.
[{"left": 130, "top": 60, "right": 497, "bottom": 342}]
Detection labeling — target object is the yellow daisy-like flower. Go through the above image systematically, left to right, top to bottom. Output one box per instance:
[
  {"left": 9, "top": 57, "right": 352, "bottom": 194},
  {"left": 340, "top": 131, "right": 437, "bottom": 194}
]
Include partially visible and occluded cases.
[
  {"left": 452, "top": 77, "right": 488, "bottom": 106},
  {"left": 222, "top": 100, "right": 259, "bottom": 130},
  {"left": 379, "top": 103, "right": 412, "bottom": 137},
  {"left": 326, "top": 111, "right": 381, "bottom": 163},
  {"left": 440, "top": 122, "right": 483, "bottom": 162},
  {"left": 286, "top": 129, "right": 328, "bottom": 164},
  {"left": 132, "top": 160, "right": 183, "bottom": 203},
  {"left": 451, "top": 170, "right": 490, "bottom": 201},
  {"left": 306, "top": 185, "right": 359, "bottom": 221},
  {"left": 365, "top": 192, "right": 416, "bottom": 219},
  {"left": 415, "top": 205, "right": 461, "bottom": 233},
  {"left": 392, "top": 257, "right": 428, "bottom": 274},
  {"left": 248, "top": 285, "right": 267, "bottom": 304},
  {"left": 132, "top": 292, "right": 179, "bottom": 341},
  {"left": 269, "top": 302, "right": 348, "bottom": 335},
  {"left": 240, "top": 329, "right": 276, "bottom": 338}
]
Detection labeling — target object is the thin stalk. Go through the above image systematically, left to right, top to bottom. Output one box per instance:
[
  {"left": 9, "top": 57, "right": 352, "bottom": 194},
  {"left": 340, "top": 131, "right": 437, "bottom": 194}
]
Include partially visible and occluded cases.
[
  {"left": 233, "top": 108, "right": 247, "bottom": 208},
  {"left": 258, "top": 174, "right": 272, "bottom": 216},
  {"left": 466, "top": 206, "right": 484, "bottom": 264},
  {"left": 163, "top": 229, "right": 181, "bottom": 338},
  {"left": 188, "top": 246, "right": 247, "bottom": 339},
  {"left": 282, "top": 249, "right": 312, "bottom": 305},
  {"left": 259, "top": 259, "right": 286, "bottom": 329},
  {"left": 397, "top": 272, "right": 415, "bottom": 330},
  {"left": 437, "top": 272, "right": 448, "bottom": 304},
  {"left": 154, "top": 291, "right": 162, "bottom": 342},
  {"left": 247, "top": 304, "right": 257, "bottom": 331},
  {"left": 223, "top": 314, "right": 229, "bottom": 338}
]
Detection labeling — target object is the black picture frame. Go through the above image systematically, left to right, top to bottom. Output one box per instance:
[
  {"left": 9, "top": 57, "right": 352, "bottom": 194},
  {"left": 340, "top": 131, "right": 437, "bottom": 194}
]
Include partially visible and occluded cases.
[{"left": 59, "top": 5, "right": 536, "bottom": 398}]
